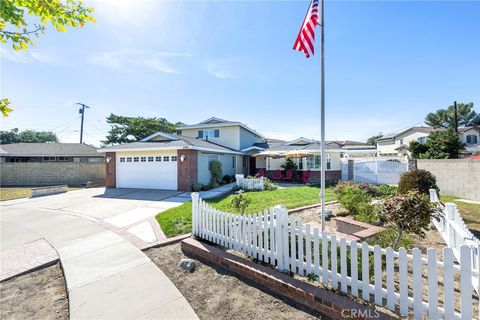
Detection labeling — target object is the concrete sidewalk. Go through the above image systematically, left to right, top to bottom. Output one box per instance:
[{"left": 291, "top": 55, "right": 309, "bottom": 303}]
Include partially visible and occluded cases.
[{"left": 1, "top": 203, "right": 198, "bottom": 319}]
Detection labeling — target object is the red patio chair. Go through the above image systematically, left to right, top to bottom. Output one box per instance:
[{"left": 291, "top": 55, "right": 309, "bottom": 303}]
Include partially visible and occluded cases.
[
  {"left": 257, "top": 169, "right": 265, "bottom": 177},
  {"left": 271, "top": 169, "right": 283, "bottom": 181},
  {"left": 284, "top": 169, "right": 293, "bottom": 182},
  {"left": 300, "top": 170, "right": 311, "bottom": 184}
]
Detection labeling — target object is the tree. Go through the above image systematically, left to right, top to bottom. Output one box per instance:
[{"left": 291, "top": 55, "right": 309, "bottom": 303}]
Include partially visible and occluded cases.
[
  {"left": 1, "top": 0, "right": 95, "bottom": 117},
  {"left": 425, "top": 102, "right": 480, "bottom": 129},
  {"left": 103, "top": 114, "right": 184, "bottom": 145},
  {"left": 0, "top": 128, "right": 58, "bottom": 144},
  {"left": 424, "top": 130, "right": 465, "bottom": 159},
  {"left": 367, "top": 134, "right": 382, "bottom": 146},
  {"left": 408, "top": 140, "right": 429, "bottom": 159},
  {"left": 378, "top": 191, "right": 440, "bottom": 250}
]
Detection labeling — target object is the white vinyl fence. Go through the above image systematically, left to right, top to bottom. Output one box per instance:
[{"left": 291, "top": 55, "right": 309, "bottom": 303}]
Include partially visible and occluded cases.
[
  {"left": 341, "top": 159, "right": 408, "bottom": 185},
  {"left": 236, "top": 177, "right": 264, "bottom": 191},
  {"left": 430, "top": 189, "right": 480, "bottom": 294},
  {"left": 191, "top": 193, "right": 479, "bottom": 320}
]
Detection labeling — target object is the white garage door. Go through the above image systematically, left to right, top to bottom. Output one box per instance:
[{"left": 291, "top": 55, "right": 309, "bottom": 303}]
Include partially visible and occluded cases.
[{"left": 116, "top": 154, "right": 178, "bottom": 190}]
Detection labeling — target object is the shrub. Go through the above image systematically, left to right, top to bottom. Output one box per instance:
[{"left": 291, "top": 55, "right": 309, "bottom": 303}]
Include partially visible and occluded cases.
[
  {"left": 281, "top": 158, "right": 298, "bottom": 174},
  {"left": 209, "top": 160, "right": 223, "bottom": 186},
  {"left": 398, "top": 169, "right": 439, "bottom": 196},
  {"left": 222, "top": 175, "right": 232, "bottom": 184},
  {"left": 263, "top": 177, "right": 278, "bottom": 191},
  {"left": 333, "top": 181, "right": 381, "bottom": 198},
  {"left": 192, "top": 183, "right": 203, "bottom": 192},
  {"left": 377, "top": 184, "right": 397, "bottom": 197},
  {"left": 336, "top": 185, "right": 372, "bottom": 215},
  {"left": 231, "top": 190, "right": 251, "bottom": 214},
  {"left": 378, "top": 190, "right": 441, "bottom": 249},
  {"left": 356, "top": 202, "right": 378, "bottom": 224}
]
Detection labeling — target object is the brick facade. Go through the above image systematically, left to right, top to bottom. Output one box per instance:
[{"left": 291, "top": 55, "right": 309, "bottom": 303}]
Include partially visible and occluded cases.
[
  {"left": 177, "top": 150, "right": 198, "bottom": 191},
  {"left": 105, "top": 152, "right": 116, "bottom": 188},
  {"left": 0, "top": 162, "right": 105, "bottom": 186},
  {"left": 181, "top": 238, "right": 396, "bottom": 320}
]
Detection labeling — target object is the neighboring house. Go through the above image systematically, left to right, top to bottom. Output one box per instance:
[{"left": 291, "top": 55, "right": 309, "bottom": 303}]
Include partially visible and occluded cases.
[
  {"left": 99, "top": 118, "right": 263, "bottom": 190},
  {"left": 377, "top": 125, "right": 480, "bottom": 157},
  {"left": 376, "top": 126, "right": 439, "bottom": 157},
  {"left": 253, "top": 137, "right": 343, "bottom": 183},
  {"left": 328, "top": 140, "right": 377, "bottom": 158},
  {"left": 0, "top": 143, "right": 105, "bottom": 186}
]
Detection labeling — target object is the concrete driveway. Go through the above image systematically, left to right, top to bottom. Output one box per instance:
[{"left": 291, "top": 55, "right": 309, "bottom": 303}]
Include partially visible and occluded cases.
[{"left": 0, "top": 188, "right": 197, "bottom": 319}]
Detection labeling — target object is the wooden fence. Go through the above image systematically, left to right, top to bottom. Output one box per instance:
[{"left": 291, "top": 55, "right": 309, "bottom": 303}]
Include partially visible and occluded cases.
[
  {"left": 430, "top": 189, "right": 480, "bottom": 294},
  {"left": 191, "top": 193, "right": 479, "bottom": 319}
]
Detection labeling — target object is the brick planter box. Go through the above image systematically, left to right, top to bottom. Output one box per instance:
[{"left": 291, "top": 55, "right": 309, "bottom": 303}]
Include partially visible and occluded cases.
[
  {"left": 334, "top": 217, "right": 385, "bottom": 241},
  {"left": 181, "top": 238, "right": 397, "bottom": 320}
]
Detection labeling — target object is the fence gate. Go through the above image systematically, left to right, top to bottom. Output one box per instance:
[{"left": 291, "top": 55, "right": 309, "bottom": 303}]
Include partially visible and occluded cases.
[{"left": 341, "top": 158, "right": 408, "bottom": 185}]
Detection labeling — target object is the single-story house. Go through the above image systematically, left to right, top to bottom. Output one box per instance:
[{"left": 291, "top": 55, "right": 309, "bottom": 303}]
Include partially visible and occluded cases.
[
  {"left": 252, "top": 137, "right": 343, "bottom": 183},
  {"left": 0, "top": 143, "right": 105, "bottom": 186}
]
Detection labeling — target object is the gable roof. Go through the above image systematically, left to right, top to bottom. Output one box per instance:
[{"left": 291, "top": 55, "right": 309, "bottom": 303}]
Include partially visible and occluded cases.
[
  {"left": 176, "top": 118, "right": 265, "bottom": 139},
  {"left": 377, "top": 126, "right": 437, "bottom": 141},
  {"left": 458, "top": 126, "right": 480, "bottom": 133},
  {"left": 99, "top": 132, "right": 243, "bottom": 155},
  {"left": 284, "top": 137, "right": 314, "bottom": 145},
  {"left": 0, "top": 143, "right": 102, "bottom": 157}
]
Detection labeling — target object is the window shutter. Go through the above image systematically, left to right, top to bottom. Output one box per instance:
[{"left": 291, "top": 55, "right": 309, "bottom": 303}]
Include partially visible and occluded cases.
[
  {"left": 214, "top": 129, "right": 220, "bottom": 137},
  {"left": 198, "top": 130, "right": 203, "bottom": 138}
]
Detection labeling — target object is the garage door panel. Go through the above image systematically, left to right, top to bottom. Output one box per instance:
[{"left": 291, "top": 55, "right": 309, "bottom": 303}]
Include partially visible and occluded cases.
[{"left": 116, "top": 155, "right": 178, "bottom": 190}]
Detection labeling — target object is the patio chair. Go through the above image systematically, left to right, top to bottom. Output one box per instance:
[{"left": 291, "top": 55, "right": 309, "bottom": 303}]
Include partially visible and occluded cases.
[
  {"left": 257, "top": 169, "right": 265, "bottom": 177},
  {"left": 271, "top": 169, "right": 283, "bottom": 181},
  {"left": 284, "top": 169, "right": 294, "bottom": 182},
  {"left": 300, "top": 170, "right": 311, "bottom": 184}
]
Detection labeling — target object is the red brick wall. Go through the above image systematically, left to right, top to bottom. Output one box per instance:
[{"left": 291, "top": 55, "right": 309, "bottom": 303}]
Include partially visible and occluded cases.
[
  {"left": 177, "top": 150, "right": 198, "bottom": 191},
  {"left": 105, "top": 152, "right": 116, "bottom": 188},
  {"left": 181, "top": 238, "right": 396, "bottom": 320}
]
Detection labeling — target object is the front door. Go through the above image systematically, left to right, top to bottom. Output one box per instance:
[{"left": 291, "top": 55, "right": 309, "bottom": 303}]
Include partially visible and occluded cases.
[{"left": 249, "top": 157, "right": 256, "bottom": 176}]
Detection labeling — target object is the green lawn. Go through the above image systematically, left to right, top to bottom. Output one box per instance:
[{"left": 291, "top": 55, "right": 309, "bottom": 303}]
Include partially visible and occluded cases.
[
  {"left": 156, "top": 186, "right": 335, "bottom": 238},
  {"left": 0, "top": 187, "right": 82, "bottom": 201},
  {"left": 441, "top": 195, "right": 480, "bottom": 236}
]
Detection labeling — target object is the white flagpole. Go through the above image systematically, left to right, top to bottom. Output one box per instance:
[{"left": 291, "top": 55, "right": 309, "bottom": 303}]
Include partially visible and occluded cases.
[{"left": 320, "top": 0, "right": 326, "bottom": 232}]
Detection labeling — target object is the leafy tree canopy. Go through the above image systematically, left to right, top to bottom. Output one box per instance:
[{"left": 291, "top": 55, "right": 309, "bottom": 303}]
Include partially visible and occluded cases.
[
  {"left": 1, "top": 0, "right": 95, "bottom": 117},
  {"left": 425, "top": 102, "right": 480, "bottom": 129},
  {"left": 104, "top": 114, "right": 185, "bottom": 145},
  {"left": 0, "top": 128, "right": 59, "bottom": 144},
  {"left": 408, "top": 130, "right": 465, "bottom": 159},
  {"left": 367, "top": 134, "right": 382, "bottom": 146}
]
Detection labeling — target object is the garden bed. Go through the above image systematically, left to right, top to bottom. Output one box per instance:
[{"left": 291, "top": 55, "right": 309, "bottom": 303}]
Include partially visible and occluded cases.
[
  {"left": 145, "top": 241, "right": 319, "bottom": 320},
  {"left": 0, "top": 263, "right": 69, "bottom": 320}
]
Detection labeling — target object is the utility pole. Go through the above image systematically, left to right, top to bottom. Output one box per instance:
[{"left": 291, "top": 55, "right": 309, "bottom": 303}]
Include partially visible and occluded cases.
[
  {"left": 453, "top": 101, "right": 458, "bottom": 133},
  {"left": 76, "top": 103, "right": 90, "bottom": 144}
]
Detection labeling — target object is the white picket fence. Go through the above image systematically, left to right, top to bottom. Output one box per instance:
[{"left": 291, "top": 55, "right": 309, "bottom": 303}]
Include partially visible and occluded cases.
[
  {"left": 341, "top": 159, "right": 408, "bottom": 185},
  {"left": 236, "top": 177, "right": 264, "bottom": 191},
  {"left": 429, "top": 189, "right": 480, "bottom": 294},
  {"left": 191, "top": 193, "right": 479, "bottom": 320}
]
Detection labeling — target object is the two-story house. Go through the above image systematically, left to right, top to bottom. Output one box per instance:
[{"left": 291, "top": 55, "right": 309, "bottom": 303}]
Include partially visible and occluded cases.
[
  {"left": 99, "top": 117, "right": 264, "bottom": 190},
  {"left": 376, "top": 125, "right": 480, "bottom": 157}
]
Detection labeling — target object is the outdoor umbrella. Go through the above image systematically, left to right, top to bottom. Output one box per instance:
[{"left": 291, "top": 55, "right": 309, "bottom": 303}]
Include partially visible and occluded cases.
[{"left": 284, "top": 150, "right": 314, "bottom": 158}]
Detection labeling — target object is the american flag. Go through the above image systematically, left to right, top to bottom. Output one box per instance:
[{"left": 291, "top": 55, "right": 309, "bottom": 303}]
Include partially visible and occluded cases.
[{"left": 293, "top": 0, "right": 321, "bottom": 58}]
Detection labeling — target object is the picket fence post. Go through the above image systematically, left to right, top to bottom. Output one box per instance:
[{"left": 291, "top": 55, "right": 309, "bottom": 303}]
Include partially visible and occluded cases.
[{"left": 191, "top": 192, "right": 199, "bottom": 235}]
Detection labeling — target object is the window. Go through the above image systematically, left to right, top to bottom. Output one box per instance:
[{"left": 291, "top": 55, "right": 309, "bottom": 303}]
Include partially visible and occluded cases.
[
  {"left": 200, "top": 129, "right": 220, "bottom": 139},
  {"left": 466, "top": 135, "right": 478, "bottom": 144},
  {"left": 417, "top": 137, "right": 427, "bottom": 144},
  {"left": 306, "top": 155, "right": 320, "bottom": 169},
  {"left": 148, "top": 156, "right": 154, "bottom": 162},
  {"left": 155, "top": 156, "right": 162, "bottom": 162},
  {"left": 163, "top": 156, "right": 169, "bottom": 161},
  {"left": 171, "top": 156, "right": 178, "bottom": 162},
  {"left": 232, "top": 156, "right": 236, "bottom": 168},
  {"left": 43, "top": 157, "right": 56, "bottom": 162},
  {"left": 57, "top": 157, "right": 68, "bottom": 162},
  {"left": 120, "top": 157, "right": 125, "bottom": 162},
  {"left": 127, "top": 157, "right": 132, "bottom": 162},
  {"left": 133, "top": 157, "right": 139, "bottom": 162},
  {"left": 141, "top": 157, "right": 146, "bottom": 162},
  {"left": 327, "top": 157, "right": 331, "bottom": 170}
]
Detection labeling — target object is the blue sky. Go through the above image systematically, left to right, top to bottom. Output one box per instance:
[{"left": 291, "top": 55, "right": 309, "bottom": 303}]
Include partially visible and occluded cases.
[{"left": 1, "top": 0, "right": 479, "bottom": 146}]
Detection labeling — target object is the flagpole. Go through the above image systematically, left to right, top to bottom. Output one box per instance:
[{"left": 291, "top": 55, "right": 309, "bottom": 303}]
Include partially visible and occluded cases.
[{"left": 320, "top": 0, "right": 326, "bottom": 232}]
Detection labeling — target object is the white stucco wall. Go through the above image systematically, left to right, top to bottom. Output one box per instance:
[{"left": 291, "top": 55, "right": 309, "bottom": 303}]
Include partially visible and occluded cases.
[
  {"left": 181, "top": 126, "right": 241, "bottom": 150},
  {"left": 239, "top": 127, "right": 263, "bottom": 150},
  {"left": 377, "top": 131, "right": 431, "bottom": 156}
]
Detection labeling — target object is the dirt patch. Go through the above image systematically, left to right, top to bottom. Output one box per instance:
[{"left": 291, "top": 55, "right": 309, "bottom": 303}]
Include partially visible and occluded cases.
[
  {"left": 146, "top": 243, "right": 320, "bottom": 320},
  {"left": 0, "top": 263, "right": 68, "bottom": 320}
]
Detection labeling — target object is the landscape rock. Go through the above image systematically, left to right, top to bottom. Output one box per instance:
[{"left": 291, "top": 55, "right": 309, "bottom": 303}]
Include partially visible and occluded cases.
[{"left": 179, "top": 258, "right": 196, "bottom": 273}]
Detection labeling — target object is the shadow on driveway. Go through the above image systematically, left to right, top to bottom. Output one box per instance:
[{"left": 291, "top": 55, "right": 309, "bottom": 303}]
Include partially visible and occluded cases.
[{"left": 94, "top": 188, "right": 182, "bottom": 202}]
